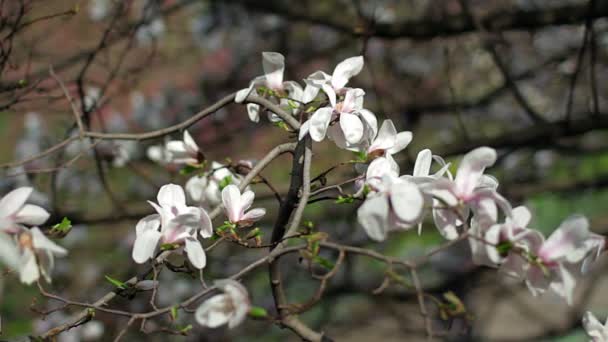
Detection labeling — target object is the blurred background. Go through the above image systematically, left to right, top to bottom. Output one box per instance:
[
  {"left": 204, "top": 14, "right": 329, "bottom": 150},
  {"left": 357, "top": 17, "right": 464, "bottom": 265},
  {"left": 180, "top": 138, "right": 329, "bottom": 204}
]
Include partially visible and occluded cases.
[{"left": 1, "top": 0, "right": 608, "bottom": 340}]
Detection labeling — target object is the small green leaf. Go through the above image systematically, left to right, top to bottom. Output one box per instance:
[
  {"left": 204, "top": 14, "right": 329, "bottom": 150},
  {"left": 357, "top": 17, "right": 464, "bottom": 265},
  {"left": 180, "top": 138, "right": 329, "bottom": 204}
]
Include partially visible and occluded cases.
[
  {"left": 180, "top": 164, "right": 199, "bottom": 175},
  {"left": 219, "top": 175, "right": 233, "bottom": 190},
  {"left": 335, "top": 195, "right": 354, "bottom": 204},
  {"left": 51, "top": 217, "right": 72, "bottom": 234},
  {"left": 160, "top": 243, "right": 179, "bottom": 251},
  {"left": 313, "top": 256, "right": 335, "bottom": 270},
  {"left": 105, "top": 275, "right": 126, "bottom": 289},
  {"left": 170, "top": 306, "right": 179, "bottom": 321},
  {"left": 248, "top": 306, "right": 268, "bottom": 318},
  {"left": 179, "top": 324, "right": 192, "bottom": 333}
]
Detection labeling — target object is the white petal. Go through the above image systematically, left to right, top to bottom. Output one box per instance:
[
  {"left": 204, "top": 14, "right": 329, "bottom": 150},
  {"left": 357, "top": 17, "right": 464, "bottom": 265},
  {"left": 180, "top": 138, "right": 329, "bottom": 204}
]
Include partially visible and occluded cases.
[
  {"left": 262, "top": 52, "right": 285, "bottom": 89},
  {"left": 331, "top": 56, "right": 364, "bottom": 90},
  {"left": 302, "top": 83, "right": 321, "bottom": 103},
  {"left": 235, "top": 87, "right": 253, "bottom": 103},
  {"left": 247, "top": 104, "right": 260, "bottom": 123},
  {"left": 309, "top": 107, "right": 333, "bottom": 142},
  {"left": 358, "top": 109, "right": 378, "bottom": 140},
  {"left": 340, "top": 113, "right": 364, "bottom": 144},
  {"left": 298, "top": 120, "right": 311, "bottom": 140},
  {"left": 368, "top": 120, "right": 396, "bottom": 153},
  {"left": 183, "top": 130, "right": 199, "bottom": 154},
  {"left": 387, "top": 131, "right": 413, "bottom": 155},
  {"left": 165, "top": 141, "right": 188, "bottom": 155},
  {"left": 454, "top": 147, "right": 497, "bottom": 197},
  {"left": 413, "top": 149, "right": 432, "bottom": 177},
  {"left": 186, "top": 176, "right": 206, "bottom": 203},
  {"left": 389, "top": 181, "right": 423, "bottom": 223},
  {"left": 157, "top": 184, "right": 186, "bottom": 209},
  {"left": 222, "top": 185, "right": 242, "bottom": 223},
  {"left": 0, "top": 187, "right": 32, "bottom": 218},
  {"left": 240, "top": 190, "right": 255, "bottom": 212},
  {"left": 357, "top": 195, "right": 389, "bottom": 241},
  {"left": 14, "top": 204, "right": 50, "bottom": 226},
  {"left": 432, "top": 204, "right": 460, "bottom": 240},
  {"left": 511, "top": 206, "right": 532, "bottom": 228},
  {"left": 198, "top": 208, "right": 214, "bottom": 238},
  {"left": 240, "top": 208, "right": 266, "bottom": 223},
  {"left": 135, "top": 214, "right": 161, "bottom": 236},
  {"left": 30, "top": 228, "right": 67, "bottom": 256},
  {"left": 132, "top": 229, "right": 162, "bottom": 264},
  {"left": 0, "top": 232, "right": 19, "bottom": 269},
  {"left": 184, "top": 238, "right": 206, "bottom": 269},
  {"left": 19, "top": 249, "right": 39, "bottom": 285},
  {"left": 195, "top": 294, "right": 232, "bottom": 328},
  {"left": 583, "top": 312, "right": 603, "bottom": 337}
]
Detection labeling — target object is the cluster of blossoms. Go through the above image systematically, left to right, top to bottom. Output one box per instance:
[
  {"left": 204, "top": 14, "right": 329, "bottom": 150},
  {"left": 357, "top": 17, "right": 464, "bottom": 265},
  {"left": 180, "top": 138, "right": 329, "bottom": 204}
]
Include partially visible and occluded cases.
[
  {"left": 235, "top": 52, "right": 606, "bottom": 307},
  {"left": 0, "top": 187, "right": 66, "bottom": 284}
]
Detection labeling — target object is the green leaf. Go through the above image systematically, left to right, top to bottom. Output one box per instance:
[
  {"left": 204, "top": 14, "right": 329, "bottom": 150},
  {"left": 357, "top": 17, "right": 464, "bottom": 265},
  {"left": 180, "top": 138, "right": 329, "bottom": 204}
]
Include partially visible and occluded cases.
[
  {"left": 179, "top": 164, "right": 198, "bottom": 175},
  {"left": 219, "top": 175, "right": 233, "bottom": 190},
  {"left": 335, "top": 195, "right": 354, "bottom": 204},
  {"left": 51, "top": 217, "right": 72, "bottom": 234},
  {"left": 160, "top": 243, "right": 179, "bottom": 251},
  {"left": 313, "top": 255, "right": 335, "bottom": 270},
  {"left": 105, "top": 275, "right": 127, "bottom": 289},
  {"left": 170, "top": 306, "right": 179, "bottom": 321},
  {"left": 248, "top": 306, "right": 268, "bottom": 318},
  {"left": 178, "top": 324, "right": 192, "bottom": 333}
]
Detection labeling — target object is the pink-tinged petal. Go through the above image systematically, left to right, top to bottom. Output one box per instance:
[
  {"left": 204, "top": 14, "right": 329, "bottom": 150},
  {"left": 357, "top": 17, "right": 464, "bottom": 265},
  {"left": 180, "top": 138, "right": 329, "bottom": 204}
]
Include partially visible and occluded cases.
[
  {"left": 262, "top": 52, "right": 284, "bottom": 89},
  {"left": 331, "top": 56, "right": 364, "bottom": 90},
  {"left": 305, "top": 71, "right": 331, "bottom": 87},
  {"left": 234, "top": 76, "right": 266, "bottom": 103},
  {"left": 302, "top": 83, "right": 321, "bottom": 103},
  {"left": 322, "top": 83, "right": 337, "bottom": 108},
  {"left": 342, "top": 88, "right": 365, "bottom": 112},
  {"left": 246, "top": 104, "right": 260, "bottom": 123},
  {"left": 309, "top": 107, "right": 333, "bottom": 142},
  {"left": 340, "top": 113, "right": 364, "bottom": 144},
  {"left": 368, "top": 120, "right": 396, "bottom": 153},
  {"left": 327, "top": 124, "right": 349, "bottom": 150},
  {"left": 183, "top": 130, "right": 199, "bottom": 154},
  {"left": 387, "top": 131, "right": 413, "bottom": 155},
  {"left": 165, "top": 141, "right": 188, "bottom": 155},
  {"left": 454, "top": 147, "right": 497, "bottom": 197},
  {"left": 413, "top": 149, "right": 432, "bottom": 177},
  {"left": 367, "top": 157, "right": 399, "bottom": 182},
  {"left": 428, "top": 179, "right": 459, "bottom": 207},
  {"left": 390, "top": 180, "right": 423, "bottom": 223},
  {"left": 157, "top": 184, "right": 186, "bottom": 208},
  {"left": 222, "top": 185, "right": 242, "bottom": 223},
  {"left": 0, "top": 187, "right": 32, "bottom": 218},
  {"left": 357, "top": 194, "right": 389, "bottom": 241},
  {"left": 472, "top": 197, "right": 497, "bottom": 228},
  {"left": 14, "top": 204, "right": 50, "bottom": 226},
  {"left": 511, "top": 206, "right": 532, "bottom": 229},
  {"left": 198, "top": 208, "right": 214, "bottom": 239},
  {"left": 240, "top": 208, "right": 266, "bottom": 224},
  {"left": 136, "top": 214, "right": 161, "bottom": 236},
  {"left": 540, "top": 215, "right": 589, "bottom": 262},
  {"left": 483, "top": 224, "right": 503, "bottom": 265},
  {"left": 30, "top": 228, "right": 67, "bottom": 256},
  {"left": 132, "top": 228, "right": 162, "bottom": 264},
  {"left": 184, "top": 238, "right": 206, "bottom": 269},
  {"left": 19, "top": 249, "right": 39, "bottom": 284},
  {"left": 500, "top": 253, "right": 527, "bottom": 280},
  {"left": 195, "top": 294, "right": 231, "bottom": 328}
]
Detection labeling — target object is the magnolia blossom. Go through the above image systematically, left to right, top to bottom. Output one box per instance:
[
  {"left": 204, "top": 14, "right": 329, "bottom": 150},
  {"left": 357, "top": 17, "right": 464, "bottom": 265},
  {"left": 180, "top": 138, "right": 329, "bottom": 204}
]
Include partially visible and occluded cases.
[
  {"left": 235, "top": 52, "right": 304, "bottom": 122},
  {"left": 304, "top": 55, "right": 364, "bottom": 100},
  {"left": 299, "top": 87, "right": 377, "bottom": 146},
  {"left": 364, "top": 120, "right": 412, "bottom": 157},
  {"left": 165, "top": 131, "right": 201, "bottom": 165},
  {"left": 428, "top": 147, "right": 511, "bottom": 240},
  {"left": 357, "top": 157, "right": 424, "bottom": 241},
  {"left": 186, "top": 162, "right": 247, "bottom": 207},
  {"left": 132, "top": 184, "right": 212, "bottom": 269},
  {"left": 221, "top": 185, "right": 265, "bottom": 227},
  {"left": 0, "top": 187, "right": 50, "bottom": 234},
  {"left": 500, "top": 216, "right": 592, "bottom": 305},
  {"left": 0, "top": 227, "right": 67, "bottom": 284},
  {"left": 195, "top": 280, "right": 250, "bottom": 329},
  {"left": 583, "top": 311, "right": 608, "bottom": 342}
]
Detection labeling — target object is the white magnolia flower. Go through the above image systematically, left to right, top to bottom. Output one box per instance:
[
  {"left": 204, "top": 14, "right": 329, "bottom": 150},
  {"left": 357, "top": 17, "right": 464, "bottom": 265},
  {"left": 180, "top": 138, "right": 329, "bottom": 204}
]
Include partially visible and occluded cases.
[
  {"left": 235, "top": 52, "right": 304, "bottom": 123},
  {"left": 304, "top": 56, "right": 364, "bottom": 101},
  {"left": 299, "top": 88, "right": 377, "bottom": 146},
  {"left": 365, "top": 120, "right": 412, "bottom": 157},
  {"left": 165, "top": 131, "right": 201, "bottom": 165},
  {"left": 427, "top": 147, "right": 511, "bottom": 240},
  {"left": 186, "top": 162, "right": 247, "bottom": 208},
  {"left": 132, "top": 184, "right": 212, "bottom": 269},
  {"left": 221, "top": 185, "right": 266, "bottom": 227},
  {"left": 0, "top": 187, "right": 50, "bottom": 234},
  {"left": 0, "top": 227, "right": 67, "bottom": 284},
  {"left": 195, "top": 279, "right": 250, "bottom": 329},
  {"left": 583, "top": 311, "right": 608, "bottom": 342}
]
